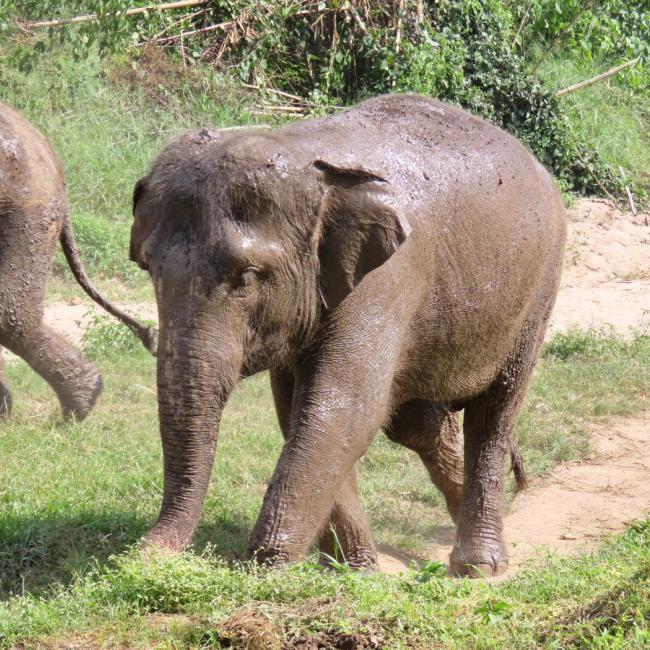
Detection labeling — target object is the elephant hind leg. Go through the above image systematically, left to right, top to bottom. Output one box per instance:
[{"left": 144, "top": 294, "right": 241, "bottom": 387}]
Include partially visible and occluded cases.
[
  {"left": 0, "top": 201, "right": 102, "bottom": 421},
  {"left": 450, "top": 310, "right": 550, "bottom": 578},
  {"left": 0, "top": 323, "right": 102, "bottom": 421},
  {"left": 0, "top": 346, "right": 12, "bottom": 417},
  {"left": 384, "top": 400, "right": 464, "bottom": 524},
  {"left": 316, "top": 469, "right": 377, "bottom": 569}
]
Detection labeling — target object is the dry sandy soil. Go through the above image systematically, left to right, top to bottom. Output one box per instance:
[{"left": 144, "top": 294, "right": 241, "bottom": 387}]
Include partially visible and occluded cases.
[
  {"left": 14, "top": 198, "right": 650, "bottom": 575},
  {"left": 377, "top": 411, "right": 650, "bottom": 575}
]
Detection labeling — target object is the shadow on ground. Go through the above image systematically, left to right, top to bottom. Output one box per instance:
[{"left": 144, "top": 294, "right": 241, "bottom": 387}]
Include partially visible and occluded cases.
[{"left": 0, "top": 510, "right": 251, "bottom": 599}]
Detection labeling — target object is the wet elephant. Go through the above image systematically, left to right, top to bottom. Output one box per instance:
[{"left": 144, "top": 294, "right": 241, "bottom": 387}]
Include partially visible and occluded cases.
[
  {"left": 131, "top": 94, "right": 565, "bottom": 577},
  {"left": 0, "top": 102, "right": 156, "bottom": 420}
]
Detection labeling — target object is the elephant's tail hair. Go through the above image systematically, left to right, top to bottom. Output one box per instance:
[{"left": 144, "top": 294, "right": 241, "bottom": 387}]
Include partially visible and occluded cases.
[
  {"left": 59, "top": 213, "right": 158, "bottom": 356},
  {"left": 510, "top": 441, "right": 528, "bottom": 493}
]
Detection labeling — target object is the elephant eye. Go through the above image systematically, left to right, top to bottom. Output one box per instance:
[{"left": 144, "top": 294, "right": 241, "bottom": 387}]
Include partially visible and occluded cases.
[{"left": 238, "top": 266, "right": 262, "bottom": 289}]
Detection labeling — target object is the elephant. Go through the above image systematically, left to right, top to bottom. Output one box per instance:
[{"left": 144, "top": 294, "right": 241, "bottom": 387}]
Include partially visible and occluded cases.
[
  {"left": 131, "top": 94, "right": 565, "bottom": 577},
  {"left": 0, "top": 102, "right": 156, "bottom": 420}
]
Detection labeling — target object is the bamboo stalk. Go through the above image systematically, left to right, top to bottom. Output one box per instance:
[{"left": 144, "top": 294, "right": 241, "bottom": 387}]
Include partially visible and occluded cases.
[
  {"left": 26, "top": 0, "right": 208, "bottom": 29},
  {"left": 148, "top": 20, "right": 234, "bottom": 44},
  {"left": 555, "top": 58, "right": 640, "bottom": 97}
]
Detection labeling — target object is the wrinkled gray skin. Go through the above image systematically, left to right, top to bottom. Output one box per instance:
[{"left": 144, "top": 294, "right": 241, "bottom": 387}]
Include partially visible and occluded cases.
[
  {"left": 132, "top": 94, "right": 565, "bottom": 577},
  {"left": 0, "top": 102, "right": 156, "bottom": 420}
]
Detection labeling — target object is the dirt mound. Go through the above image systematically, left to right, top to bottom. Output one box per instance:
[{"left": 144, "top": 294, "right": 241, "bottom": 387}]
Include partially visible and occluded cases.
[
  {"left": 548, "top": 199, "right": 649, "bottom": 336},
  {"left": 378, "top": 411, "right": 650, "bottom": 575}
]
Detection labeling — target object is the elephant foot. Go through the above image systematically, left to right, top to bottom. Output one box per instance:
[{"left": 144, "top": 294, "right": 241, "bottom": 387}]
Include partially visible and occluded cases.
[
  {"left": 61, "top": 373, "right": 103, "bottom": 421},
  {"left": 0, "top": 383, "right": 12, "bottom": 417},
  {"left": 141, "top": 523, "right": 192, "bottom": 554},
  {"left": 247, "top": 538, "right": 292, "bottom": 567},
  {"left": 448, "top": 538, "right": 509, "bottom": 578},
  {"left": 319, "top": 546, "right": 378, "bottom": 571}
]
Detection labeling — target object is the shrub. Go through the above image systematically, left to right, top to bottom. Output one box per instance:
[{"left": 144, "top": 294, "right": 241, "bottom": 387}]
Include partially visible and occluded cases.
[
  {"left": 2, "top": 0, "right": 646, "bottom": 200},
  {"left": 82, "top": 313, "right": 149, "bottom": 359}
]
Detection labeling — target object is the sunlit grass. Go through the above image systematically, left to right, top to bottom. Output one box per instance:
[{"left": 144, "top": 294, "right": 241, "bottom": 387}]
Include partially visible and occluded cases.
[{"left": 0, "top": 327, "right": 648, "bottom": 646}]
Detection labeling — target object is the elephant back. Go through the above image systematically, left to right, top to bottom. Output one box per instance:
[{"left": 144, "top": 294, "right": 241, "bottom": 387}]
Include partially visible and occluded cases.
[{"left": 0, "top": 102, "right": 65, "bottom": 212}]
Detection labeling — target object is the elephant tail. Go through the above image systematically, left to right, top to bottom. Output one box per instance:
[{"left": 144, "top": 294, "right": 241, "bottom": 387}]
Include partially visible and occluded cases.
[
  {"left": 59, "top": 213, "right": 158, "bottom": 356},
  {"left": 510, "top": 441, "right": 528, "bottom": 493}
]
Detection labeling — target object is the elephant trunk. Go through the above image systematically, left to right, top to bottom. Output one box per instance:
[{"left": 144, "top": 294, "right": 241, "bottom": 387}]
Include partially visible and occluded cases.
[{"left": 143, "top": 318, "right": 241, "bottom": 551}]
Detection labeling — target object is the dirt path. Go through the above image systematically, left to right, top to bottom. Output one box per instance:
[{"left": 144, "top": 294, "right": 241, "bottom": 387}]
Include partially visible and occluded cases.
[
  {"left": 546, "top": 198, "right": 650, "bottom": 336},
  {"left": 378, "top": 411, "right": 650, "bottom": 575}
]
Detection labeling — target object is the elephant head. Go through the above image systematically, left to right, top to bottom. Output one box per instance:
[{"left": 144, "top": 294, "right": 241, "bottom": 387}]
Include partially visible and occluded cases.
[{"left": 131, "top": 129, "right": 410, "bottom": 550}]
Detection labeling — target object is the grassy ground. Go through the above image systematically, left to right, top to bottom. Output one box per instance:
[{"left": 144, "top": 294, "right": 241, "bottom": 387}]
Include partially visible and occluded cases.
[{"left": 0, "top": 328, "right": 648, "bottom": 646}]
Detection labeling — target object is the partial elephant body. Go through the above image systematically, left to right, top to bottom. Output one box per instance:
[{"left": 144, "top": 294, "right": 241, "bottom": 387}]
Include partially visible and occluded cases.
[
  {"left": 133, "top": 94, "right": 566, "bottom": 576},
  {"left": 0, "top": 102, "right": 155, "bottom": 420}
]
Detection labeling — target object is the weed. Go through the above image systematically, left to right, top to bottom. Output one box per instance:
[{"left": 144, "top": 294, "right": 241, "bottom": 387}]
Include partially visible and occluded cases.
[
  {"left": 81, "top": 313, "right": 152, "bottom": 360},
  {"left": 542, "top": 326, "right": 630, "bottom": 360}
]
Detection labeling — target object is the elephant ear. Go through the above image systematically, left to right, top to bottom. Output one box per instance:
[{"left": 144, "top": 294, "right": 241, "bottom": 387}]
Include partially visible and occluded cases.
[
  {"left": 314, "top": 159, "right": 411, "bottom": 310},
  {"left": 130, "top": 176, "right": 155, "bottom": 270}
]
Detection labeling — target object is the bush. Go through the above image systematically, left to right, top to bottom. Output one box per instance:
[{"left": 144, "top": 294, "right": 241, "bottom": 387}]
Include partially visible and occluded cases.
[
  {"left": 2, "top": 0, "right": 646, "bottom": 200},
  {"left": 82, "top": 313, "right": 148, "bottom": 359}
]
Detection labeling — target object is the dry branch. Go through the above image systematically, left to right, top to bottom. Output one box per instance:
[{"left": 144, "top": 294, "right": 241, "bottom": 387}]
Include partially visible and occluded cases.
[
  {"left": 25, "top": 0, "right": 208, "bottom": 29},
  {"left": 148, "top": 20, "right": 234, "bottom": 44},
  {"left": 555, "top": 58, "right": 640, "bottom": 97},
  {"left": 243, "top": 83, "right": 304, "bottom": 104},
  {"left": 244, "top": 83, "right": 343, "bottom": 111},
  {"left": 619, "top": 167, "right": 637, "bottom": 216}
]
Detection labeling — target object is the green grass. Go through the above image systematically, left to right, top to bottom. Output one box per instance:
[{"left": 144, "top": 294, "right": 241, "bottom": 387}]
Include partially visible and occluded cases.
[
  {"left": 541, "top": 55, "right": 650, "bottom": 197},
  {"left": 0, "top": 327, "right": 648, "bottom": 646}
]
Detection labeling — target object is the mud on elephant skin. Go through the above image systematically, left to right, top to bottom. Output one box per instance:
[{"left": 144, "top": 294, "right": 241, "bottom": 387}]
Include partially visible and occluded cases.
[
  {"left": 132, "top": 94, "right": 566, "bottom": 577},
  {"left": 0, "top": 102, "right": 156, "bottom": 421}
]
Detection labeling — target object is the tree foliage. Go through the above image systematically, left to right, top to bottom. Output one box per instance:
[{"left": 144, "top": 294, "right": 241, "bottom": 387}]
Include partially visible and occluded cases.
[{"left": 1, "top": 0, "right": 647, "bottom": 200}]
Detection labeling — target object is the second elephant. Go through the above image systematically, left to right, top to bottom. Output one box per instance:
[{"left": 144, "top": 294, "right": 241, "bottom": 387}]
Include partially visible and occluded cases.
[{"left": 0, "top": 102, "right": 156, "bottom": 420}]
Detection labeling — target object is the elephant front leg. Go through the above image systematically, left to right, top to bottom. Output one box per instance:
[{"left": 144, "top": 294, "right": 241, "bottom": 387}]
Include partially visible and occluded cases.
[
  {"left": 250, "top": 356, "right": 399, "bottom": 566},
  {"left": 270, "top": 368, "right": 377, "bottom": 569}
]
